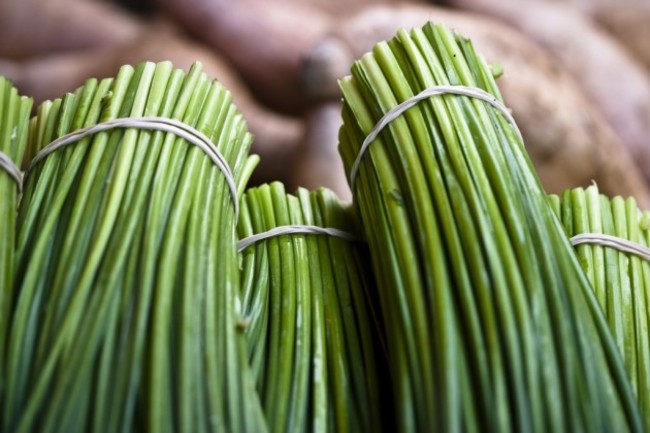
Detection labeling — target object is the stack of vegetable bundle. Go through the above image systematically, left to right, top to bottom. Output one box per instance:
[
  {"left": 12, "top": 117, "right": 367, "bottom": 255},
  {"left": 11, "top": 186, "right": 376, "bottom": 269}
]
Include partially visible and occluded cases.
[
  {"left": 3, "top": 17, "right": 650, "bottom": 433},
  {"left": 338, "top": 22, "right": 642, "bottom": 432},
  {"left": 4, "top": 61, "right": 267, "bottom": 433},
  {"left": 0, "top": 76, "right": 32, "bottom": 413},
  {"left": 237, "top": 182, "right": 385, "bottom": 433},
  {"left": 550, "top": 185, "right": 650, "bottom": 430}
]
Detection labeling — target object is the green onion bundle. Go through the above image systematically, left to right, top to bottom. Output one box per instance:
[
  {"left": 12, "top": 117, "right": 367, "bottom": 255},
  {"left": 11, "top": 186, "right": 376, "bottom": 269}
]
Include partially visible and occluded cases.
[
  {"left": 338, "top": 23, "right": 641, "bottom": 432},
  {"left": 4, "top": 61, "right": 266, "bottom": 433},
  {"left": 0, "top": 77, "right": 32, "bottom": 411},
  {"left": 237, "top": 182, "right": 384, "bottom": 433},
  {"left": 551, "top": 185, "right": 650, "bottom": 430}
]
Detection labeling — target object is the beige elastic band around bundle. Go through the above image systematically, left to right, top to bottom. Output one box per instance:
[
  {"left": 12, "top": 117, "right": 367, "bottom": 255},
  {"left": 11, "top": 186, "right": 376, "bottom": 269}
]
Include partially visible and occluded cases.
[
  {"left": 350, "top": 85, "right": 521, "bottom": 190},
  {"left": 24, "top": 116, "right": 240, "bottom": 218},
  {"left": 0, "top": 150, "right": 22, "bottom": 189},
  {"left": 237, "top": 225, "right": 359, "bottom": 252},
  {"left": 570, "top": 233, "right": 650, "bottom": 261}
]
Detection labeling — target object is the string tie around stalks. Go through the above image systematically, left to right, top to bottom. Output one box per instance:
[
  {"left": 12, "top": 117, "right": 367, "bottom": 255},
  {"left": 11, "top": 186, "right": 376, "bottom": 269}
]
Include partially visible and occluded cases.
[
  {"left": 349, "top": 85, "right": 521, "bottom": 190},
  {"left": 24, "top": 116, "right": 240, "bottom": 218},
  {"left": 0, "top": 150, "right": 22, "bottom": 189},
  {"left": 237, "top": 225, "right": 359, "bottom": 252},
  {"left": 570, "top": 233, "right": 650, "bottom": 262}
]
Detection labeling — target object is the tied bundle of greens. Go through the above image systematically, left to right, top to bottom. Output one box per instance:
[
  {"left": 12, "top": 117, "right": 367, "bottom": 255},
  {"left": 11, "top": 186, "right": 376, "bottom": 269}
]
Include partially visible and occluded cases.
[
  {"left": 338, "top": 22, "right": 642, "bottom": 432},
  {"left": 4, "top": 61, "right": 267, "bottom": 433},
  {"left": 0, "top": 77, "right": 32, "bottom": 411},
  {"left": 237, "top": 182, "right": 385, "bottom": 433},
  {"left": 550, "top": 185, "right": 650, "bottom": 430}
]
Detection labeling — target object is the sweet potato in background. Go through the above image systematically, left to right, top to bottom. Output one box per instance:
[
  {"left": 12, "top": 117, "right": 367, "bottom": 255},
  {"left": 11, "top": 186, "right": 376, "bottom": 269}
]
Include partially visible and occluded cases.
[
  {"left": 0, "top": 0, "right": 142, "bottom": 59},
  {"left": 3, "top": 0, "right": 650, "bottom": 204},
  {"left": 153, "top": 0, "right": 334, "bottom": 113},
  {"left": 591, "top": 3, "right": 650, "bottom": 74},
  {"left": 0, "top": 25, "right": 303, "bottom": 185}
]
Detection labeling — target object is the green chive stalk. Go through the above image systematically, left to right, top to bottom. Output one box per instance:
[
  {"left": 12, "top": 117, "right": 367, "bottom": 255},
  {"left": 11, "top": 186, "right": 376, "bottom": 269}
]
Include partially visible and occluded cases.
[
  {"left": 338, "top": 23, "right": 642, "bottom": 432},
  {"left": 4, "top": 61, "right": 267, "bottom": 433},
  {"left": 0, "top": 76, "right": 32, "bottom": 413},
  {"left": 237, "top": 182, "right": 385, "bottom": 433},
  {"left": 553, "top": 185, "right": 650, "bottom": 430}
]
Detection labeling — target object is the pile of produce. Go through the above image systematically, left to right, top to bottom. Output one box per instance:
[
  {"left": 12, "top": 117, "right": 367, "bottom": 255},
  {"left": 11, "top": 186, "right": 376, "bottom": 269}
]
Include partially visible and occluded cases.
[
  {"left": 3, "top": 0, "right": 650, "bottom": 203},
  {"left": 0, "top": 16, "right": 649, "bottom": 433}
]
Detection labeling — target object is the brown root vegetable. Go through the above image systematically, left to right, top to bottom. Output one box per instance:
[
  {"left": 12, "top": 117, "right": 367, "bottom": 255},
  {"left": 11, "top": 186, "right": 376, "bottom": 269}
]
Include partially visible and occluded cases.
[
  {"left": 0, "top": 0, "right": 143, "bottom": 59},
  {"left": 153, "top": 0, "right": 334, "bottom": 113},
  {"left": 153, "top": 0, "right": 433, "bottom": 111},
  {"left": 283, "top": 0, "right": 399, "bottom": 16},
  {"left": 440, "top": 0, "right": 650, "bottom": 183},
  {"left": 535, "top": 0, "right": 646, "bottom": 14},
  {"left": 301, "top": 3, "right": 650, "bottom": 206},
  {"left": 591, "top": 3, "right": 650, "bottom": 73},
  {"left": 0, "top": 24, "right": 303, "bottom": 185},
  {"left": 0, "top": 59, "right": 20, "bottom": 83},
  {"left": 292, "top": 102, "right": 351, "bottom": 202}
]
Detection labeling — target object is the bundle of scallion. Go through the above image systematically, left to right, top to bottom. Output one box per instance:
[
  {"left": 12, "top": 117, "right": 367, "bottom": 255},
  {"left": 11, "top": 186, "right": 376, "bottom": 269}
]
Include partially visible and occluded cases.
[
  {"left": 338, "top": 22, "right": 642, "bottom": 431},
  {"left": 4, "top": 61, "right": 267, "bottom": 433},
  {"left": 0, "top": 76, "right": 32, "bottom": 412},
  {"left": 237, "top": 182, "right": 386, "bottom": 433},
  {"left": 550, "top": 185, "right": 650, "bottom": 430}
]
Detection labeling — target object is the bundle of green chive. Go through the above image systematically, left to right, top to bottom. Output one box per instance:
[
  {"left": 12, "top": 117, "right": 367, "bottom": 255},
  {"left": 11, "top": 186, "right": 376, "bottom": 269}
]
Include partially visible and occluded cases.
[
  {"left": 338, "top": 22, "right": 643, "bottom": 432},
  {"left": 4, "top": 61, "right": 266, "bottom": 433},
  {"left": 0, "top": 77, "right": 32, "bottom": 415},
  {"left": 237, "top": 182, "right": 385, "bottom": 433},
  {"left": 550, "top": 185, "right": 650, "bottom": 430}
]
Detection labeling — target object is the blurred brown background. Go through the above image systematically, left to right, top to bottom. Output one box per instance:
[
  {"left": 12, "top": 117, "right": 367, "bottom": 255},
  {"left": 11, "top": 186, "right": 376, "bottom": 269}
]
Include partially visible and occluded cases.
[{"left": 1, "top": 0, "right": 649, "bottom": 204}]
